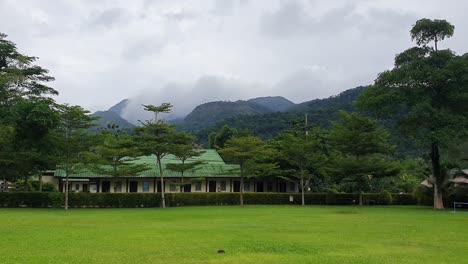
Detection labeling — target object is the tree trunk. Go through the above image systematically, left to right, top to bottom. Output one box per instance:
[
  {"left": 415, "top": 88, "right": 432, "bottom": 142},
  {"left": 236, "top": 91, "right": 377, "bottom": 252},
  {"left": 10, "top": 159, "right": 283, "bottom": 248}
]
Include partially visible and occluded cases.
[
  {"left": 431, "top": 142, "right": 444, "bottom": 210},
  {"left": 157, "top": 158, "right": 166, "bottom": 208},
  {"left": 180, "top": 170, "right": 184, "bottom": 193},
  {"left": 39, "top": 171, "right": 43, "bottom": 192},
  {"left": 240, "top": 171, "right": 244, "bottom": 206},
  {"left": 64, "top": 174, "right": 69, "bottom": 210},
  {"left": 300, "top": 175, "right": 305, "bottom": 206},
  {"left": 24, "top": 176, "right": 29, "bottom": 191},
  {"left": 180, "top": 176, "right": 184, "bottom": 193},
  {"left": 359, "top": 191, "right": 363, "bottom": 206}
]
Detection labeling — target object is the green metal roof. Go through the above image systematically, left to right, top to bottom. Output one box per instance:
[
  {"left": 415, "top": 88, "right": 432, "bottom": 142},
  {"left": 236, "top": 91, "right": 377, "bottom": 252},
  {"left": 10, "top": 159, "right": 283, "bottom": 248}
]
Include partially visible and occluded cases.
[{"left": 54, "top": 149, "right": 240, "bottom": 178}]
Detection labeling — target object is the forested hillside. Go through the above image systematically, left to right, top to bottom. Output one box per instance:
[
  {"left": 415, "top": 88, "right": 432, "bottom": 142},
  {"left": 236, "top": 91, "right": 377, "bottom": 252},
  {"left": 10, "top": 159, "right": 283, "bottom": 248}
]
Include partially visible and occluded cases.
[{"left": 187, "top": 86, "right": 367, "bottom": 143}]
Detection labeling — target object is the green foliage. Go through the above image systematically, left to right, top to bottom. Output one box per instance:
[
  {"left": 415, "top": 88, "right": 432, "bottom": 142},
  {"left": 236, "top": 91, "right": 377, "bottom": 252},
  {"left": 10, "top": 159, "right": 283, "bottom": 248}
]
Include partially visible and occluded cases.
[
  {"left": 358, "top": 18, "right": 468, "bottom": 209},
  {"left": 410, "top": 19, "right": 454, "bottom": 49},
  {"left": 0, "top": 33, "right": 57, "bottom": 104},
  {"left": 0, "top": 33, "right": 63, "bottom": 184},
  {"left": 189, "top": 87, "right": 367, "bottom": 145},
  {"left": 142, "top": 103, "right": 173, "bottom": 121},
  {"left": 55, "top": 105, "right": 97, "bottom": 177},
  {"left": 330, "top": 111, "right": 393, "bottom": 157},
  {"left": 329, "top": 112, "right": 399, "bottom": 193},
  {"left": 208, "top": 125, "right": 251, "bottom": 149},
  {"left": 271, "top": 131, "right": 329, "bottom": 204},
  {"left": 165, "top": 132, "right": 206, "bottom": 190},
  {"left": 83, "top": 134, "right": 149, "bottom": 177},
  {"left": 218, "top": 136, "right": 275, "bottom": 205},
  {"left": 27, "top": 180, "right": 57, "bottom": 192},
  {"left": 413, "top": 185, "right": 433, "bottom": 206},
  {"left": 325, "top": 189, "right": 339, "bottom": 205},
  {"left": 378, "top": 190, "right": 393, "bottom": 205},
  {"left": 0, "top": 192, "right": 420, "bottom": 208},
  {"left": 0, "top": 192, "right": 63, "bottom": 207},
  {"left": 67, "top": 193, "right": 162, "bottom": 208}
]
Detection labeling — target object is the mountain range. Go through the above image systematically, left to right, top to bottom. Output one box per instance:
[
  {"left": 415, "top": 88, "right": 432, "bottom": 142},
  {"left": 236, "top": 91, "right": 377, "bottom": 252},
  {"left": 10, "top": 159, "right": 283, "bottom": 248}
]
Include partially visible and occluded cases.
[{"left": 91, "top": 87, "right": 367, "bottom": 142}]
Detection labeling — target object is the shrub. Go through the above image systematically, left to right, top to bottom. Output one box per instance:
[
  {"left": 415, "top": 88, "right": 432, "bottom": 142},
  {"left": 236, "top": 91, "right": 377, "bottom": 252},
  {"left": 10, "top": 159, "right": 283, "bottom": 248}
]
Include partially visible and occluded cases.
[
  {"left": 41, "top": 183, "right": 57, "bottom": 192},
  {"left": 413, "top": 185, "right": 432, "bottom": 206},
  {"left": 326, "top": 189, "right": 339, "bottom": 205},
  {"left": 378, "top": 190, "right": 393, "bottom": 205},
  {"left": 0, "top": 192, "right": 419, "bottom": 208},
  {"left": 0, "top": 192, "right": 63, "bottom": 208},
  {"left": 362, "top": 193, "right": 379, "bottom": 205},
  {"left": 392, "top": 193, "right": 417, "bottom": 205}
]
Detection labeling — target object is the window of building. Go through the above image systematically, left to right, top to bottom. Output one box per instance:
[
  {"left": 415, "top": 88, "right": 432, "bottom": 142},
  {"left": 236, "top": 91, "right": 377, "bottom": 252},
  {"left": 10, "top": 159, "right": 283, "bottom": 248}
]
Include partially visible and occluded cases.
[
  {"left": 115, "top": 181, "right": 122, "bottom": 193},
  {"left": 143, "top": 181, "right": 150, "bottom": 192},
  {"left": 220, "top": 181, "right": 226, "bottom": 191},
  {"left": 195, "top": 182, "right": 202, "bottom": 191},
  {"left": 244, "top": 182, "right": 250, "bottom": 192},
  {"left": 267, "top": 182, "right": 274, "bottom": 192},
  {"left": 289, "top": 182, "right": 295, "bottom": 192},
  {"left": 169, "top": 183, "right": 176, "bottom": 192},
  {"left": 75, "top": 184, "right": 79, "bottom": 191}
]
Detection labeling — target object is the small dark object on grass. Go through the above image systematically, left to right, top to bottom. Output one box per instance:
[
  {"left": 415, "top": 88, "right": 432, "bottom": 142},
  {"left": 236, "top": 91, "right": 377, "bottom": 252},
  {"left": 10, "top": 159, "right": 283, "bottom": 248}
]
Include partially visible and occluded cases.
[{"left": 217, "top": 250, "right": 225, "bottom": 254}]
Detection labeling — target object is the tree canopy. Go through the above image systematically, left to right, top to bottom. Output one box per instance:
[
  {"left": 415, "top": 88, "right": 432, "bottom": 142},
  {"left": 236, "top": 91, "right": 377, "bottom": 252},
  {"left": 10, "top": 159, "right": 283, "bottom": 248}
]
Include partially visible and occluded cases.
[{"left": 358, "top": 18, "right": 468, "bottom": 209}]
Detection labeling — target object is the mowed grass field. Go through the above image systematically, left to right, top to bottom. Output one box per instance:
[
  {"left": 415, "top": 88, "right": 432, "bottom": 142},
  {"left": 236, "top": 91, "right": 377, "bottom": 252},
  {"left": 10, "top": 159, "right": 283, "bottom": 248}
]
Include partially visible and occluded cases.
[{"left": 0, "top": 206, "right": 467, "bottom": 264}]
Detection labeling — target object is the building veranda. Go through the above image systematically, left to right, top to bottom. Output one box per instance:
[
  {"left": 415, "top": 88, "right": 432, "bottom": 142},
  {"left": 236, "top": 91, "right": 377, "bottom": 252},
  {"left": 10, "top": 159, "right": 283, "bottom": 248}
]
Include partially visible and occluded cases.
[{"left": 43, "top": 150, "right": 298, "bottom": 194}]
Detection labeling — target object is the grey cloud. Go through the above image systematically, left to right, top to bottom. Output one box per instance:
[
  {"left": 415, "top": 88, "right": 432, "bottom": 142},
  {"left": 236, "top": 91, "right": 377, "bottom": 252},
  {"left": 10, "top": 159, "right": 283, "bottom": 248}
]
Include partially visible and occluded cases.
[
  {"left": 2, "top": 0, "right": 467, "bottom": 114},
  {"left": 211, "top": 0, "right": 249, "bottom": 16},
  {"left": 260, "top": 1, "right": 415, "bottom": 39},
  {"left": 260, "top": 2, "right": 308, "bottom": 37},
  {"left": 88, "top": 8, "right": 127, "bottom": 29},
  {"left": 164, "top": 9, "right": 199, "bottom": 21},
  {"left": 121, "top": 35, "right": 167, "bottom": 60},
  {"left": 273, "top": 68, "right": 344, "bottom": 102},
  {"left": 121, "top": 70, "right": 345, "bottom": 123},
  {"left": 121, "top": 75, "right": 268, "bottom": 123}
]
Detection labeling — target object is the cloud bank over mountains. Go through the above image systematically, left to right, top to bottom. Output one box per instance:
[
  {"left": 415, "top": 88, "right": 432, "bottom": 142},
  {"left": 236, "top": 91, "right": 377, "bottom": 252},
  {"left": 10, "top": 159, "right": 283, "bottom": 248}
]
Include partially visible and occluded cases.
[{"left": 1, "top": 0, "right": 467, "bottom": 114}]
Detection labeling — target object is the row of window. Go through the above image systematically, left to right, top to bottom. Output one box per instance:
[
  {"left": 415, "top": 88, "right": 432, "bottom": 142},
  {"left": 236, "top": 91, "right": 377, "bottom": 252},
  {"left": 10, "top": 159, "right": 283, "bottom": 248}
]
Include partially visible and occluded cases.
[{"left": 66, "top": 181, "right": 296, "bottom": 193}]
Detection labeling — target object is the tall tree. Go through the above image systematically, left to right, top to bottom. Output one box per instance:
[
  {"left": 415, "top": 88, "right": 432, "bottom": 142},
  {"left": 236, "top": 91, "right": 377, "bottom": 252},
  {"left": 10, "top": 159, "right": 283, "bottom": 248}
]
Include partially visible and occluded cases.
[
  {"left": 357, "top": 19, "right": 468, "bottom": 209},
  {"left": 0, "top": 33, "right": 59, "bottom": 185},
  {"left": 0, "top": 33, "right": 57, "bottom": 107},
  {"left": 12, "top": 98, "right": 60, "bottom": 191},
  {"left": 135, "top": 103, "right": 177, "bottom": 208},
  {"left": 142, "top": 103, "right": 172, "bottom": 122},
  {"left": 56, "top": 105, "right": 96, "bottom": 210},
  {"left": 329, "top": 111, "right": 399, "bottom": 205},
  {"left": 209, "top": 125, "right": 238, "bottom": 149},
  {"left": 272, "top": 131, "right": 328, "bottom": 206},
  {"left": 166, "top": 132, "right": 205, "bottom": 192},
  {"left": 83, "top": 134, "right": 149, "bottom": 178},
  {"left": 218, "top": 136, "right": 271, "bottom": 206}
]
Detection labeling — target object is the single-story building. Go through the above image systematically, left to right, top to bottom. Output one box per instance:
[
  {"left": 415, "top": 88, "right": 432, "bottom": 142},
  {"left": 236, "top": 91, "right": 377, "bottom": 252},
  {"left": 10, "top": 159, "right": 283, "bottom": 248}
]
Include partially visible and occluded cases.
[
  {"left": 43, "top": 149, "right": 299, "bottom": 193},
  {"left": 420, "top": 169, "right": 468, "bottom": 188}
]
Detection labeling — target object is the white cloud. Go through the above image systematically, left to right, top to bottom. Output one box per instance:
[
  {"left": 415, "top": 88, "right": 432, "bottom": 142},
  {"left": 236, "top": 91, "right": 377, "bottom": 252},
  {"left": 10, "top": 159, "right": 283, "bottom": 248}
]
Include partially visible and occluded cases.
[{"left": 1, "top": 0, "right": 467, "bottom": 114}]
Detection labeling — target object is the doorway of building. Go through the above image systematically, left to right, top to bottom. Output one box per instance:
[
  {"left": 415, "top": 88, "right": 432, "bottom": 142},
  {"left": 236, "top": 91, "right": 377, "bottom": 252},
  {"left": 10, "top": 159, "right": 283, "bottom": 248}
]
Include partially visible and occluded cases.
[
  {"left": 101, "top": 181, "right": 111, "bottom": 193},
  {"left": 129, "top": 181, "right": 138, "bottom": 193},
  {"left": 208, "top": 181, "right": 217, "bottom": 192},
  {"left": 233, "top": 181, "right": 240, "bottom": 192},
  {"left": 256, "top": 181, "right": 264, "bottom": 192},
  {"left": 278, "top": 182, "right": 287, "bottom": 192},
  {"left": 183, "top": 184, "right": 191, "bottom": 192}
]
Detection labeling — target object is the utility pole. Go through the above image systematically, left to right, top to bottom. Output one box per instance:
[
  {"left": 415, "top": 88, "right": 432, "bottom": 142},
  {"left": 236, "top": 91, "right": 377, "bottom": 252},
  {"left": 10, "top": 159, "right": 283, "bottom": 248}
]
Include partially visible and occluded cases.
[{"left": 305, "top": 113, "right": 309, "bottom": 137}]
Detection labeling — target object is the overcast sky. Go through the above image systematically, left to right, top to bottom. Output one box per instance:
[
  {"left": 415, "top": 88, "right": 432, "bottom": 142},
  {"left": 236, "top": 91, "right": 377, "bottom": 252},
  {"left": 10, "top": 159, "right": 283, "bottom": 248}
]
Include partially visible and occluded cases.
[{"left": 1, "top": 0, "right": 468, "bottom": 119}]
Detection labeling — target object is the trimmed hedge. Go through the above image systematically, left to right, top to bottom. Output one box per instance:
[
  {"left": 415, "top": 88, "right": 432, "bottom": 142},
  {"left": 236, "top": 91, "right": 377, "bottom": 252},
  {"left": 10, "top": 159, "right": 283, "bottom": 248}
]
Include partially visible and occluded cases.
[
  {"left": 0, "top": 192, "right": 422, "bottom": 208},
  {"left": 0, "top": 192, "right": 63, "bottom": 208}
]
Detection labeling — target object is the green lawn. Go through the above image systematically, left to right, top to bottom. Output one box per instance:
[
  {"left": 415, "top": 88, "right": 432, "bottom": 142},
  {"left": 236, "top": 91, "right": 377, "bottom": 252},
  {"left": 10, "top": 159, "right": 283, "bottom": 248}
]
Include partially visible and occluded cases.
[{"left": 0, "top": 206, "right": 467, "bottom": 264}]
